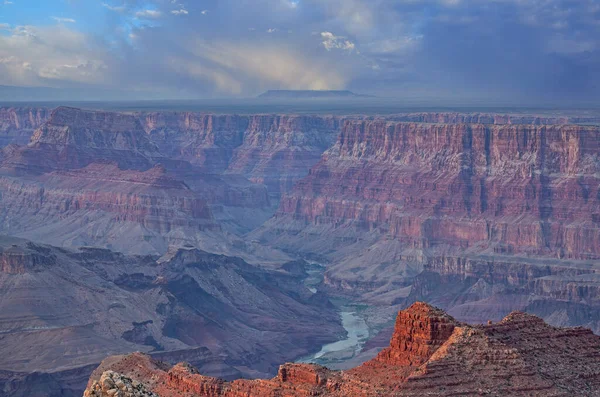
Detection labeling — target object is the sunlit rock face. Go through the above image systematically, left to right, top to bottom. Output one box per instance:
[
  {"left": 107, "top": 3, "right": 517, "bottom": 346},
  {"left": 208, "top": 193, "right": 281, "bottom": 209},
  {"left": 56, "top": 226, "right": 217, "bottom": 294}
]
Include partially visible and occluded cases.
[{"left": 84, "top": 302, "right": 600, "bottom": 396}]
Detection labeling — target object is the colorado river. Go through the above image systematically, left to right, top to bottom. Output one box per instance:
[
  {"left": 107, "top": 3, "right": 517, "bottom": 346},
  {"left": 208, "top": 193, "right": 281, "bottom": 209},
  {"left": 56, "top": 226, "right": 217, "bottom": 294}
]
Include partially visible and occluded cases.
[
  {"left": 298, "top": 264, "right": 371, "bottom": 368},
  {"left": 298, "top": 304, "right": 370, "bottom": 368}
]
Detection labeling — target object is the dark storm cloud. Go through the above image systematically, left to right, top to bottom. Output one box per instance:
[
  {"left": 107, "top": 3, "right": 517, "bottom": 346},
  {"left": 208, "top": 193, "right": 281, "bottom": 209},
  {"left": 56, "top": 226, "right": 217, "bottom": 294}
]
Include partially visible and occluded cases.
[{"left": 0, "top": 0, "right": 598, "bottom": 103}]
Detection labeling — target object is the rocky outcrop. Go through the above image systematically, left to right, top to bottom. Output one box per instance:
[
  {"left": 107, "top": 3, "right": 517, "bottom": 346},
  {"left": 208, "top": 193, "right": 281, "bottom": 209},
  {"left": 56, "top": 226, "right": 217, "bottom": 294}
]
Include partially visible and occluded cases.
[
  {"left": 0, "top": 107, "right": 51, "bottom": 147},
  {"left": 0, "top": 241, "right": 56, "bottom": 274},
  {"left": 84, "top": 302, "right": 600, "bottom": 396},
  {"left": 371, "top": 302, "right": 456, "bottom": 366},
  {"left": 84, "top": 371, "right": 158, "bottom": 397}
]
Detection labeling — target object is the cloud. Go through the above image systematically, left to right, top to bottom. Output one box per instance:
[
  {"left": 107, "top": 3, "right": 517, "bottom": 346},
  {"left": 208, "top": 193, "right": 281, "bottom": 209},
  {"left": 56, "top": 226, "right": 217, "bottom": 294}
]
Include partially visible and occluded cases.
[
  {"left": 0, "top": 0, "right": 597, "bottom": 102},
  {"left": 102, "top": 3, "right": 126, "bottom": 13},
  {"left": 135, "top": 9, "right": 162, "bottom": 19},
  {"left": 51, "top": 17, "right": 76, "bottom": 24},
  {"left": 0, "top": 25, "right": 108, "bottom": 87},
  {"left": 320, "top": 31, "right": 355, "bottom": 52}
]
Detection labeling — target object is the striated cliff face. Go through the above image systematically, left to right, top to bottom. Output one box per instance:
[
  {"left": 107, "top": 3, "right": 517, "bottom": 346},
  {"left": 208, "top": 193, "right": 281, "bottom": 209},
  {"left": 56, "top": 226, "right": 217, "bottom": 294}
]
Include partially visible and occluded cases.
[
  {"left": 0, "top": 107, "right": 51, "bottom": 147},
  {"left": 0, "top": 108, "right": 281, "bottom": 253},
  {"left": 139, "top": 113, "right": 343, "bottom": 198},
  {"left": 227, "top": 115, "right": 343, "bottom": 198},
  {"left": 252, "top": 118, "right": 600, "bottom": 331},
  {"left": 260, "top": 121, "right": 599, "bottom": 276},
  {"left": 277, "top": 121, "right": 600, "bottom": 259},
  {"left": 84, "top": 302, "right": 600, "bottom": 396}
]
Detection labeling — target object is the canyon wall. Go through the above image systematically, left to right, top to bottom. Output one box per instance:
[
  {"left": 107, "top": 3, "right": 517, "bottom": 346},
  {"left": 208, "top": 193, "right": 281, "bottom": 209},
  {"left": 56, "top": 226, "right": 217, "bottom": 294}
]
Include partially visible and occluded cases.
[
  {"left": 0, "top": 107, "right": 51, "bottom": 147},
  {"left": 139, "top": 113, "right": 344, "bottom": 199},
  {"left": 255, "top": 119, "right": 600, "bottom": 328},
  {"left": 277, "top": 121, "right": 600, "bottom": 259}
]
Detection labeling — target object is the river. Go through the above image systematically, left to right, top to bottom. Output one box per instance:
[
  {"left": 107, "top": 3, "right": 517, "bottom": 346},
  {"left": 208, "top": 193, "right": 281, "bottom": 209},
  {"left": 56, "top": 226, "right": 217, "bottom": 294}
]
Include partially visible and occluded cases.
[{"left": 297, "top": 264, "right": 372, "bottom": 367}]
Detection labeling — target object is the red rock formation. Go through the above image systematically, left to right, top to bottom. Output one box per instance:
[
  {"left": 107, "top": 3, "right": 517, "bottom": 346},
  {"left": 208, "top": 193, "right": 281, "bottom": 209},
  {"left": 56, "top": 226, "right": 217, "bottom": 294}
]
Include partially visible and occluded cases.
[
  {"left": 278, "top": 121, "right": 600, "bottom": 258},
  {"left": 84, "top": 302, "right": 600, "bottom": 396},
  {"left": 372, "top": 302, "right": 456, "bottom": 366}
]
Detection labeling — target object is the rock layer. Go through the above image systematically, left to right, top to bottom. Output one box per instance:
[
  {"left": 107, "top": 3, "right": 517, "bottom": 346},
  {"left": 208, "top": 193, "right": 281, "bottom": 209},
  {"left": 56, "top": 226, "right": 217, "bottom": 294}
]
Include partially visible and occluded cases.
[
  {"left": 0, "top": 107, "right": 51, "bottom": 147},
  {"left": 139, "top": 112, "right": 344, "bottom": 199},
  {"left": 84, "top": 302, "right": 600, "bottom": 396}
]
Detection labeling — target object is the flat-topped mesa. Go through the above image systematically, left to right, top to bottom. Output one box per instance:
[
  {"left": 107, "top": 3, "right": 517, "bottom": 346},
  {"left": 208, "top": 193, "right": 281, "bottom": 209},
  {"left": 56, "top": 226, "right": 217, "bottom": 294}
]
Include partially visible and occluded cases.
[
  {"left": 30, "top": 107, "right": 159, "bottom": 154},
  {"left": 0, "top": 242, "right": 56, "bottom": 274},
  {"left": 373, "top": 302, "right": 457, "bottom": 367}
]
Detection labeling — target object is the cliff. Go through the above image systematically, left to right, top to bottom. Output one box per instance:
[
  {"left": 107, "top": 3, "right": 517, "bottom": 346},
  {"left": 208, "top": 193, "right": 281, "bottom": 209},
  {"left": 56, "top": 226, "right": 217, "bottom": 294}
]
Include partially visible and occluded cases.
[
  {"left": 0, "top": 107, "right": 51, "bottom": 147},
  {"left": 0, "top": 108, "right": 278, "bottom": 253},
  {"left": 139, "top": 112, "right": 343, "bottom": 198},
  {"left": 83, "top": 302, "right": 600, "bottom": 396}
]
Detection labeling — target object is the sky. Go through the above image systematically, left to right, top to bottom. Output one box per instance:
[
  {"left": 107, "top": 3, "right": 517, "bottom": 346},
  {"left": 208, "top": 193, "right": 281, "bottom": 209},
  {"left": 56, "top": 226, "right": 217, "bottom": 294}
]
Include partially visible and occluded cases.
[{"left": 0, "top": 0, "right": 599, "bottom": 103}]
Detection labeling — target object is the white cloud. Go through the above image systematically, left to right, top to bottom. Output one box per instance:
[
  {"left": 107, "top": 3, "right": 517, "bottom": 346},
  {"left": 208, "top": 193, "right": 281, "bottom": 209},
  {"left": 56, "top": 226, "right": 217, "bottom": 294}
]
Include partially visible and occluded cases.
[
  {"left": 3, "top": 1, "right": 14, "bottom": 5},
  {"left": 102, "top": 3, "right": 126, "bottom": 13},
  {"left": 135, "top": 9, "right": 162, "bottom": 19},
  {"left": 171, "top": 9, "right": 189, "bottom": 15},
  {"left": 201, "top": 10, "right": 209, "bottom": 15},
  {"left": 51, "top": 17, "right": 76, "bottom": 24},
  {"left": 0, "top": 25, "right": 108, "bottom": 86},
  {"left": 267, "top": 28, "right": 278, "bottom": 33},
  {"left": 320, "top": 32, "right": 356, "bottom": 52},
  {"left": 181, "top": 39, "right": 347, "bottom": 94}
]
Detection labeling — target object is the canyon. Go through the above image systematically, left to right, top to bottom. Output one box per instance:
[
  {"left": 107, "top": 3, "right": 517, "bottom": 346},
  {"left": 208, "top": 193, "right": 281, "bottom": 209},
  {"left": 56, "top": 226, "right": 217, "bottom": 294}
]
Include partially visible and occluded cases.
[
  {"left": 0, "top": 105, "right": 599, "bottom": 395},
  {"left": 0, "top": 235, "right": 342, "bottom": 396},
  {"left": 83, "top": 302, "right": 600, "bottom": 396}
]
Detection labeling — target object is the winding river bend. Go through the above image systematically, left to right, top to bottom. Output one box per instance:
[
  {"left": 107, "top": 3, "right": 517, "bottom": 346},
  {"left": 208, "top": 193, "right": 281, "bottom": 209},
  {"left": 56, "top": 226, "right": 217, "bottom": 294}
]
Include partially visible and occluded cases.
[
  {"left": 298, "top": 264, "right": 371, "bottom": 368},
  {"left": 299, "top": 305, "right": 370, "bottom": 367}
]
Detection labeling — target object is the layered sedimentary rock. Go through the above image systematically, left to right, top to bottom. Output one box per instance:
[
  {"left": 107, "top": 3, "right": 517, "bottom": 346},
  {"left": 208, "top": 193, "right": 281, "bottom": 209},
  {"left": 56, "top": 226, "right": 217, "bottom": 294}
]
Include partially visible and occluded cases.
[
  {"left": 0, "top": 107, "right": 51, "bottom": 147},
  {"left": 0, "top": 107, "right": 277, "bottom": 253},
  {"left": 139, "top": 113, "right": 343, "bottom": 198},
  {"left": 255, "top": 119, "right": 600, "bottom": 327},
  {"left": 277, "top": 121, "right": 600, "bottom": 259},
  {"left": 0, "top": 236, "right": 341, "bottom": 396},
  {"left": 84, "top": 302, "right": 600, "bottom": 396}
]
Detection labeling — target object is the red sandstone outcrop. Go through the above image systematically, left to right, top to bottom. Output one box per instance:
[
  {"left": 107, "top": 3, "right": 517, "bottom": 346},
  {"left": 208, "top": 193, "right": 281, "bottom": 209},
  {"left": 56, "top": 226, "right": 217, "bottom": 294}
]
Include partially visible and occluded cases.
[{"left": 84, "top": 302, "right": 600, "bottom": 396}]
